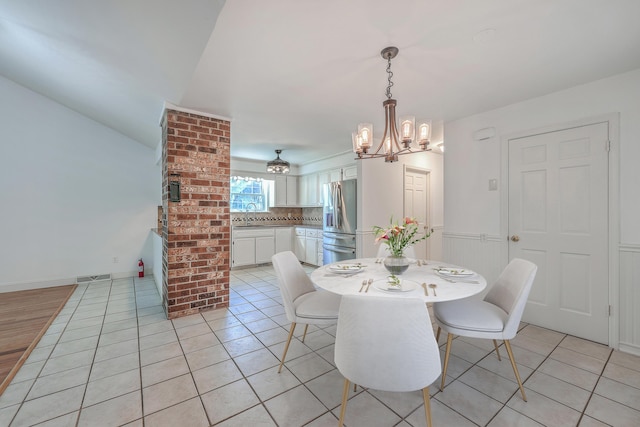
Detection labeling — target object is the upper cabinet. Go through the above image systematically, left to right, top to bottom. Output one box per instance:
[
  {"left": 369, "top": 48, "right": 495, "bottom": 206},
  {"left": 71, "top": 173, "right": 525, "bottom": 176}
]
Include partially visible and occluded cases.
[
  {"left": 271, "top": 164, "right": 356, "bottom": 208},
  {"left": 342, "top": 165, "right": 357, "bottom": 180},
  {"left": 329, "top": 168, "right": 342, "bottom": 182},
  {"left": 299, "top": 173, "right": 321, "bottom": 206},
  {"left": 274, "top": 175, "right": 298, "bottom": 206}
]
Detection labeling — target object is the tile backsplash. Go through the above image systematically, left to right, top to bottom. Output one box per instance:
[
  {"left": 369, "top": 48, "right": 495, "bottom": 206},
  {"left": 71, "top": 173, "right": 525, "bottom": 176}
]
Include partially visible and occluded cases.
[{"left": 231, "top": 207, "right": 322, "bottom": 226}]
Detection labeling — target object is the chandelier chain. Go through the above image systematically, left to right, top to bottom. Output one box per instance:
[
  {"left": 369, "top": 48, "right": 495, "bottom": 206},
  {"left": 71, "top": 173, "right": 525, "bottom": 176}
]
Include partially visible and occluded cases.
[{"left": 385, "top": 55, "right": 394, "bottom": 99}]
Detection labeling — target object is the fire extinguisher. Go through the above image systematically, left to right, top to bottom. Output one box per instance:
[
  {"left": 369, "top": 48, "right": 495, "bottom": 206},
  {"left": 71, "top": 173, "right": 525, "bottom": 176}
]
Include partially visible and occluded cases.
[{"left": 138, "top": 259, "right": 144, "bottom": 278}]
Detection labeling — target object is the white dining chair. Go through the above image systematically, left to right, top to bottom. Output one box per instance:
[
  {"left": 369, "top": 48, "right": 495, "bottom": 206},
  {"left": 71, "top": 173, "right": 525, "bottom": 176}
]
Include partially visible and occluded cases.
[
  {"left": 376, "top": 244, "right": 417, "bottom": 259},
  {"left": 271, "top": 251, "right": 341, "bottom": 373},
  {"left": 433, "top": 258, "right": 537, "bottom": 401},
  {"left": 335, "top": 295, "right": 441, "bottom": 427}
]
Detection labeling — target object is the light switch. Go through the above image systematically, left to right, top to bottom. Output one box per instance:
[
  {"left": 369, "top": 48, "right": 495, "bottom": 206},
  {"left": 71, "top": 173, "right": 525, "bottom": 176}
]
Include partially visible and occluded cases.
[{"left": 488, "top": 179, "right": 498, "bottom": 191}]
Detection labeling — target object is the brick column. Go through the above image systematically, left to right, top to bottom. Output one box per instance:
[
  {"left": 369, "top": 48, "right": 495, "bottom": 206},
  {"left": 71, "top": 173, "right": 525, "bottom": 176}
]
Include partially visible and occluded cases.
[{"left": 161, "top": 108, "right": 230, "bottom": 319}]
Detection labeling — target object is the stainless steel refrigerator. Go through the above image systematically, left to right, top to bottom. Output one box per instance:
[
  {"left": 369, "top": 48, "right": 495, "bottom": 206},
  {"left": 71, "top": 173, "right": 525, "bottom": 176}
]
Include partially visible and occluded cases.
[{"left": 322, "top": 180, "right": 357, "bottom": 264}]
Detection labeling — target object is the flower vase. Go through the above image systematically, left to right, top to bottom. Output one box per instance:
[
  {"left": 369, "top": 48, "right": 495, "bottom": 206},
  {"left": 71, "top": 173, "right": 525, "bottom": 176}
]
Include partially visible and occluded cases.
[{"left": 383, "top": 255, "right": 410, "bottom": 275}]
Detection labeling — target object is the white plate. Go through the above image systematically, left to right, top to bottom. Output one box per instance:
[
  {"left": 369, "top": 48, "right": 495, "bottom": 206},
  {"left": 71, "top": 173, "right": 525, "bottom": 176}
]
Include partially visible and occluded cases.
[
  {"left": 329, "top": 264, "right": 363, "bottom": 274},
  {"left": 434, "top": 268, "right": 475, "bottom": 277},
  {"left": 373, "top": 279, "right": 418, "bottom": 293}
]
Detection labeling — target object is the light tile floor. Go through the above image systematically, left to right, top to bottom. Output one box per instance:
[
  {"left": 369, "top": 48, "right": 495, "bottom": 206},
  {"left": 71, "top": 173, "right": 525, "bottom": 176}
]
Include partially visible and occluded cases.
[{"left": 1, "top": 265, "right": 640, "bottom": 426}]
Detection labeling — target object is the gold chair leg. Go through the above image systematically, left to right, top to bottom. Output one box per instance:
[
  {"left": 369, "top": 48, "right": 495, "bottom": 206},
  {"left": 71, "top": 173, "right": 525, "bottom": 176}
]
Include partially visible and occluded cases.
[
  {"left": 278, "top": 322, "right": 296, "bottom": 373},
  {"left": 302, "top": 324, "right": 309, "bottom": 342},
  {"left": 436, "top": 326, "right": 441, "bottom": 343},
  {"left": 440, "top": 333, "right": 453, "bottom": 391},
  {"left": 493, "top": 339, "right": 501, "bottom": 361},
  {"left": 504, "top": 340, "right": 527, "bottom": 401},
  {"left": 338, "top": 378, "right": 350, "bottom": 427},
  {"left": 423, "top": 387, "right": 433, "bottom": 427}
]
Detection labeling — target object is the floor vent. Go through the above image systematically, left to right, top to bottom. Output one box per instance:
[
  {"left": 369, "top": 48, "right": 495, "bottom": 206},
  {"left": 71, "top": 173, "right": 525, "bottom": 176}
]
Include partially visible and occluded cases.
[{"left": 77, "top": 274, "right": 112, "bottom": 283}]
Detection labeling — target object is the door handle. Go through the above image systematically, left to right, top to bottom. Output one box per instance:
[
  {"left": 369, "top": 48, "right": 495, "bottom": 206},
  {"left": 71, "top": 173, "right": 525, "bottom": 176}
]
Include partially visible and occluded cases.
[{"left": 510, "top": 235, "right": 520, "bottom": 242}]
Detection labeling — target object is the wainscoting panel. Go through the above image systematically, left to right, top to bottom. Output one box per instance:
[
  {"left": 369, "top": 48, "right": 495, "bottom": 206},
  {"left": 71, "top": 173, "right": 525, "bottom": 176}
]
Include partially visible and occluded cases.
[
  {"left": 443, "top": 232, "right": 505, "bottom": 289},
  {"left": 619, "top": 244, "right": 640, "bottom": 355}
]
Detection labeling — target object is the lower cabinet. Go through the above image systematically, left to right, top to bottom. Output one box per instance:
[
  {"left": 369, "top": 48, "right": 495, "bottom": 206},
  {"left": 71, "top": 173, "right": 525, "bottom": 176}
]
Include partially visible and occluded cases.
[
  {"left": 233, "top": 226, "right": 321, "bottom": 267},
  {"left": 232, "top": 227, "right": 293, "bottom": 267},
  {"left": 275, "top": 227, "right": 293, "bottom": 254},
  {"left": 295, "top": 227, "right": 323, "bottom": 266},
  {"left": 232, "top": 228, "right": 275, "bottom": 267},
  {"left": 294, "top": 228, "right": 306, "bottom": 261},
  {"left": 255, "top": 236, "right": 275, "bottom": 264},
  {"left": 305, "top": 236, "right": 318, "bottom": 265},
  {"left": 232, "top": 237, "right": 257, "bottom": 267}
]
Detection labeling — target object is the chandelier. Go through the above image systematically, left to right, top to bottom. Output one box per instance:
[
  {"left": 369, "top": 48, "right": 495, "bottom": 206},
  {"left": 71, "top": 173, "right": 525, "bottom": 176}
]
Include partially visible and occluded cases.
[
  {"left": 353, "top": 47, "right": 431, "bottom": 162},
  {"left": 266, "top": 149, "right": 290, "bottom": 174}
]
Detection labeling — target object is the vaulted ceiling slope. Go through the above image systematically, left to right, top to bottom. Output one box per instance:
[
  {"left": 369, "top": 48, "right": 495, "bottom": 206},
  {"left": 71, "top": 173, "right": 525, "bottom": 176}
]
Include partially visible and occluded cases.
[
  {"left": 0, "top": 0, "right": 225, "bottom": 147},
  {"left": 2, "top": 1, "right": 640, "bottom": 165}
]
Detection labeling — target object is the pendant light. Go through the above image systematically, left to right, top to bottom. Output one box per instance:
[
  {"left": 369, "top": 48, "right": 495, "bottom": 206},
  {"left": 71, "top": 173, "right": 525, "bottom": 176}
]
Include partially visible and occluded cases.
[
  {"left": 353, "top": 47, "right": 432, "bottom": 162},
  {"left": 266, "top": 149, "right": 290, "bottom": 174}
]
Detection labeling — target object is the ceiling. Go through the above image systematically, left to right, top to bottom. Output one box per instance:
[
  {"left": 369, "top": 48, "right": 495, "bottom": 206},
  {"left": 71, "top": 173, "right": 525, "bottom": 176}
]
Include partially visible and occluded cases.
[{"left": 2, "top": 1, "right": 640, "bottom": 166}]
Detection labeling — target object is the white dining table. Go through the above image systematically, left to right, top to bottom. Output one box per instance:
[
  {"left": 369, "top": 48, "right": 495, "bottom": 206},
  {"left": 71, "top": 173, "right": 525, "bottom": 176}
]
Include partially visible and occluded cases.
[{"left": 310, "top": 258, "right": 487, "bottom": 302}]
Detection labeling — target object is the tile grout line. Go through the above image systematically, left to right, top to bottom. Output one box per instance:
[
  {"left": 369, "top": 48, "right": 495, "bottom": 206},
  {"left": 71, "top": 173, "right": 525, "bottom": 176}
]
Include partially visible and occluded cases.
[
  {"left": 133, "top": 276, "right": 146, "bottom": 427},
  {"left": 75, "top": 278, "right": 121, "bottom": 426},
  {"left": 575, "top": 347, "right": 614, "bottom": 426}
]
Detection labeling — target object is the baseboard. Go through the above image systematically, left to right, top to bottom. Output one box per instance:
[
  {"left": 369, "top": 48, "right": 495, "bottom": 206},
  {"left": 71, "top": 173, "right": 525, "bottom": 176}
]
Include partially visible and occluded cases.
[
  {"left": 0, "top": 270, "right": 151, "bottom": 293},
  {"left": 619, "top": 342, "right": 640, "bottom": 357}
]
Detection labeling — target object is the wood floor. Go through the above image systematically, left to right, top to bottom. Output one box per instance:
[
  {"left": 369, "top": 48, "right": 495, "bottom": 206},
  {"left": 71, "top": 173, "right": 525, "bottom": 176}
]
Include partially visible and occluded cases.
[{"left": 0, "top": 284, "right": 77, "bottom": 395}]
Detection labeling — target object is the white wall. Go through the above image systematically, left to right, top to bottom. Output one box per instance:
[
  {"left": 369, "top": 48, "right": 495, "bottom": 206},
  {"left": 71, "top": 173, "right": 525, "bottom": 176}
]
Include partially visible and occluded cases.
[
  {"left": 443, "top": 68, "right": 640, "bottom": 353},
  {"left": 444, "top": 68, "right": 640, "bottom": 241},
  {"left": 0, "top": 76, "right": 161, "bottom": 291},
  {"left": 358, "top": 151, "right": 444, "bottom": 259}
]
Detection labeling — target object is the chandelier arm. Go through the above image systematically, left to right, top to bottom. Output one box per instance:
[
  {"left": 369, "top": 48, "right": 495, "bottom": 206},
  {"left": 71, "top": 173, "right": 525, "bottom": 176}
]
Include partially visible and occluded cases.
[
  {"left": 388, "top": 101, "right": 402, "bottom": 152},
  {"left": 373, "top": 103, "right": 392, "bottom": 156}
]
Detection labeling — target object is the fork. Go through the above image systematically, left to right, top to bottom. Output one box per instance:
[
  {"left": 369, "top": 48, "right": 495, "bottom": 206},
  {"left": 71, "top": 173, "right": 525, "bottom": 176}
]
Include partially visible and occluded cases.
[
  {"left": 365, "top": 278, "right": 373, "bottom": 293},
  {"left": 359, "top": 280, "right": 367, "bottom": 292}
]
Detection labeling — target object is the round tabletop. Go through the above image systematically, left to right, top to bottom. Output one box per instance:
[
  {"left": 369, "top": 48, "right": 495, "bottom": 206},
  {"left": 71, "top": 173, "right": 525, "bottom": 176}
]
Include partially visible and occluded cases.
[{"left": 310, "top": 258, "right": 487, "bottom": 302}]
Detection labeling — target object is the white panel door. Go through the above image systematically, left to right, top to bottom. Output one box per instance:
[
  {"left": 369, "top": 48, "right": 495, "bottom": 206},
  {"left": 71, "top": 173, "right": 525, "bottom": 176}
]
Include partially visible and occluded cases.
[
  {"left": 508, "top": 122, "right": 609, "bottom": 343},
  {"left": 404, "top": 168, "right": 430, "bottom": 260}
]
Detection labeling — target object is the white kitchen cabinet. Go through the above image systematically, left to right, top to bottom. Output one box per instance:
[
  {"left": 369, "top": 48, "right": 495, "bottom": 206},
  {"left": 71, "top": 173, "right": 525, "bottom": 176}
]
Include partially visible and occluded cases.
[
  {"left": 342, "top": 165, "right": 358, "bottom": 180},
  {"left": 329, "top": 168, "right": 342, "bottom": 182},
  {"left": 317, "top": 172, "right": 330, "bottom": 205},
  {"left": 298, "top": 173, "right": 319, "bottom": 206},
  {"left": 309, "top": 174, "right": 319, "bottom": 205},
  {"left": 274, "top": 175, "right": 299, "bottom": 206},
  {"left": 274, "top": 175, "right": 287, "bottom": 206},
  {"left": 298, "top": 175, "right": 308, "bottom": 206},
  {"left": 286, "top": 176, "right": 298, "bottom": 205},
  {"left": 275, "top": 227, "right": 292, "bottom": 254},
  {"left": 232, "top": 228, "right": 275, "bottom": 267},
  {"left": 294, "top": 228, "right": 306, "bottom": 261},
  {"left": 304, "top": 228, "right": 320, "bottom": 266},
  {"left": 317, "top": 230, "right": 324, "bottom": 266},
  {"left": 256, "top": 236, "right": 275, "bottom": 263},
  {"left": 232, "top": 237, "right": 256, "bottom": 267},
  {"left": 305, "top": 237, "right": 317, "bottom": 265}
]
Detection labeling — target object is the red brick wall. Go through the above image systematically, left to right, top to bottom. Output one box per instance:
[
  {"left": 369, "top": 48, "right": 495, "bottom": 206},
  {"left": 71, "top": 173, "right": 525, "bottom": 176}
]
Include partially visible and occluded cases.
[{"left": 161, "top": 109, "right": 230, "bottom": 319}]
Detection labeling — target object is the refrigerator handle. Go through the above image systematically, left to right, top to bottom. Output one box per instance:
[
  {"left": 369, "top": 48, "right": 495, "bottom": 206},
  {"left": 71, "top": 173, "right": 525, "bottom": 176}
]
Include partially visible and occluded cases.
[
  {"left": 332, "top": 183, "right": 338, "bottom": 228},
  {"left": 336, "top": 183, "right": 343, "bottom": 229},
  {"left": 323, "top": 245, "right": 356, "bottom": 254}
]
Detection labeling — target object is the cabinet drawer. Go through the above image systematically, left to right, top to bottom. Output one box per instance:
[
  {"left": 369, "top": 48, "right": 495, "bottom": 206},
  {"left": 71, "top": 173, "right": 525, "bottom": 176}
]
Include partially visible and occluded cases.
[
  {"left": 295, "top": 228, "right": 307, "bottom": 236},
  {"left": 305, "top": 229, "right": 318, "bottom": 238}
]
